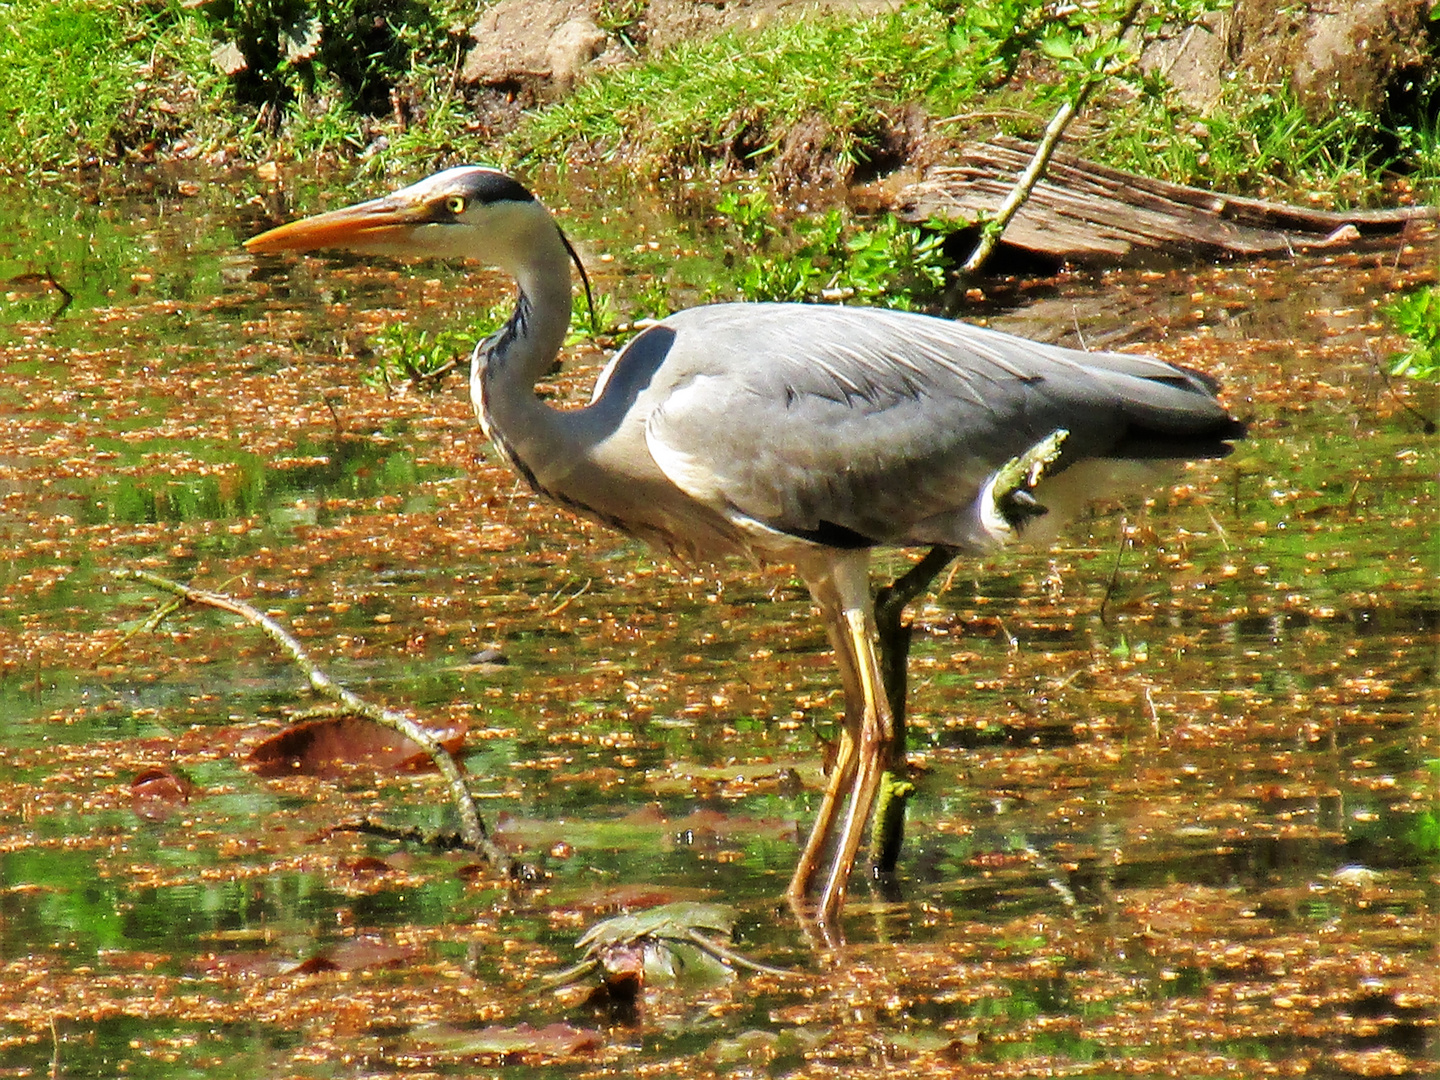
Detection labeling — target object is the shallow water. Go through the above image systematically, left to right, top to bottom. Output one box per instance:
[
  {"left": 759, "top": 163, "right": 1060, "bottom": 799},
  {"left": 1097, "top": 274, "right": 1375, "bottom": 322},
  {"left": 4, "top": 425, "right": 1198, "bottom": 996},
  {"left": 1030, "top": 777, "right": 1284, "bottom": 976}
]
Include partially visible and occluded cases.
[{"left": 0, "top": 166, "right": 1436, "bottom": 1077}]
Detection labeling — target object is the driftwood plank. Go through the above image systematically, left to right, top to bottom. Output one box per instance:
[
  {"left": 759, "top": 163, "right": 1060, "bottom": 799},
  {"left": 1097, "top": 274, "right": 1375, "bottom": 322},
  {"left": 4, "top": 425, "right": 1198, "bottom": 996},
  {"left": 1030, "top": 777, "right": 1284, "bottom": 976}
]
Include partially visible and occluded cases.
[{"left": 893, "top": 135, "right": 1435, "bottom": 264}]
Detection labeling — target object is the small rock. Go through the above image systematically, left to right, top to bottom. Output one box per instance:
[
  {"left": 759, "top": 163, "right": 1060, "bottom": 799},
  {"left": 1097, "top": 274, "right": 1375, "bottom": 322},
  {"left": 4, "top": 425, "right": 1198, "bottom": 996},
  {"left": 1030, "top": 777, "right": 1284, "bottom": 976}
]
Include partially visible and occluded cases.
[
  {"left": 462, "top": 0, "right": 608, "bottom": 100},
  {"left": 546, "top": 16, "right": 608, "bottom": 91}
]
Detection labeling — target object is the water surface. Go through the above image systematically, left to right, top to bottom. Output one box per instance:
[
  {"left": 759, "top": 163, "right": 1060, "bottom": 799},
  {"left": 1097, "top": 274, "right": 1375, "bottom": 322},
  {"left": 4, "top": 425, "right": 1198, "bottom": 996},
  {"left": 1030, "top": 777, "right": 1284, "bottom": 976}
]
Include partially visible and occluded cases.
[{"left": 0, "top": 167, "right": 1435, "bottom": 1078}]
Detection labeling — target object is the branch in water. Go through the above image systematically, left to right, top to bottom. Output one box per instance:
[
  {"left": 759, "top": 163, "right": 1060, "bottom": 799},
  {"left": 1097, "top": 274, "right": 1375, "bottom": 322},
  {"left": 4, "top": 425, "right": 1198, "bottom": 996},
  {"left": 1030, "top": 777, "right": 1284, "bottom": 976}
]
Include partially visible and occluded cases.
[{"left": 112, "top": 567, "right": 507, "bottom": 870}]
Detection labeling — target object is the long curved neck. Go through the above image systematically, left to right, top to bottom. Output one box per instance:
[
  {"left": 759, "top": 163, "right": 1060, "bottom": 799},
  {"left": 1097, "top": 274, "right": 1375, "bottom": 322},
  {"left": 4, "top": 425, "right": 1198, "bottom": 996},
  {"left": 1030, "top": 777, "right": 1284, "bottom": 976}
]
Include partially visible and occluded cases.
[{"left": 470, "top": 214, "right": 579, "bottom": 487}]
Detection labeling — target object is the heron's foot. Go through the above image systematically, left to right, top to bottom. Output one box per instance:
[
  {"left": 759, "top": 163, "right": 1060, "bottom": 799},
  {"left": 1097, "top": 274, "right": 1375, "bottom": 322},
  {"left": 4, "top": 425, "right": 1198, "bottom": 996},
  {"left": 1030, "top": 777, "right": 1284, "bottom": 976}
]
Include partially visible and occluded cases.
[{"left": 982, "top": 428, "right": 1069, "bottom": 537}]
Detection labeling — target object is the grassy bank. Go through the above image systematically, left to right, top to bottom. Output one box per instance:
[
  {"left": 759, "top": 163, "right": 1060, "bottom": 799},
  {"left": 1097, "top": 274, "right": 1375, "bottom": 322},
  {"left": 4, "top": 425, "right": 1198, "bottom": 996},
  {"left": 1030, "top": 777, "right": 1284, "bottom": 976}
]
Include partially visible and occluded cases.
[
  {"left": 0, "top": 0, "right": 221, "bottom": 170},
  {"left": 0, "top": 0, "right": 487, "bottom": 174},
  {"left": 1, "top": 0, "right": 1431, "bottom": 211},
  {"left": 517, "top": 1, "right": 1398, "bottom": 205},
  {"left": 518, "top": 4, "right": 970, "bottom": 181}
]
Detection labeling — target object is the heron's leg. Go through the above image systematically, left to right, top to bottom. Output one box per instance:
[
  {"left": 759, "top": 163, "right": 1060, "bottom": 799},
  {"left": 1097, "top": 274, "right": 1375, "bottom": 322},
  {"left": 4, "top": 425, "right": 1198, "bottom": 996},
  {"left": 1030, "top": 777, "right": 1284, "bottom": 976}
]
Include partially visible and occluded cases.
[
  {"left": 870, "top": 544, "right": 959, "bottom": 873},
  {"left": 787, "top": 598, "right": 866, "bottom": 901},
  {"left": 816, "top": 605, "right": 891, "bottom": 926},
  {"left": 786, "top": 715, "right": 858, "bottom": 902}
]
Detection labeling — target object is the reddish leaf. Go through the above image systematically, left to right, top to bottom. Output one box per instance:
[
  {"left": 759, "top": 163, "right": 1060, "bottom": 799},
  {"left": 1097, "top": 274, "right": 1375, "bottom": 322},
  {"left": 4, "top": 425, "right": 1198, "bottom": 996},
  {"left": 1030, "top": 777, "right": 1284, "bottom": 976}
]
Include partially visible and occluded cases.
[
  {"left": 247, "top": 716, "right": 468, "bottom": 778},
  {"left": 130, "top": 767, "right": 194, "bottom": 822},
  {"left": 620, "top": 803, "right": 669, "bottom": 827},
  {"left": 492, "top": 811, "right": 566, "bottom": 849},
  {"left": 344, "top": 855, "right": 394, "bottom": 876},
  {"left": 551, "top": 882, "right": 712, "bottom": 916},
  {"left": 289, "top": 936, "right": 418, "bottom": 974},
  {"left": 326, "top": 936, "right": 418, "bottom": 971},
  {"left": 97, "top": 948, "right": 172, "bottom": 972},
  {"left": 189, "top": 952, "right": 290, "bottom": 978},
  {"left": 288, "top": 954, "right": 341, "bottom": 975},
  {"left": 455, "top": 1022, "right": 602, "bottom": 1057}
]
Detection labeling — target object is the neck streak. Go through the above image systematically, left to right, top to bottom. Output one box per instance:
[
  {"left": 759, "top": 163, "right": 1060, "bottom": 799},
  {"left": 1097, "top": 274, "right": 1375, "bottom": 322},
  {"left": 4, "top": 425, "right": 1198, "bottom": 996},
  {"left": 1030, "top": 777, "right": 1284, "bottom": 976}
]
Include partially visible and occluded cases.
[{"left": 469, "top": 219, "right": 582, "bottom": 501}]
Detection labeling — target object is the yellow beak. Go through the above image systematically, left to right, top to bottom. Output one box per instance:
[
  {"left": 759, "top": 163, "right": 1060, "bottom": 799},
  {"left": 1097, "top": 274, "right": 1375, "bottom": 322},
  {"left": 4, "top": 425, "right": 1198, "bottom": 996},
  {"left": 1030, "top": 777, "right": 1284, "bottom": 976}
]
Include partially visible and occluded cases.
[{"left": 245, "top": 195, "right": 429, "bottom": 255}]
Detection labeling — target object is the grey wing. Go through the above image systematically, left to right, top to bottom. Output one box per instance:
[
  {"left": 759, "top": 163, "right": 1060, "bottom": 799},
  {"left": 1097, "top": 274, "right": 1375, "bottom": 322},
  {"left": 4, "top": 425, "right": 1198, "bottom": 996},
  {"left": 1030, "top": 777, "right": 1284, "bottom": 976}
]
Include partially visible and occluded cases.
[{"left": 642, "top": 303, "right": 1239, "bottom": 550}]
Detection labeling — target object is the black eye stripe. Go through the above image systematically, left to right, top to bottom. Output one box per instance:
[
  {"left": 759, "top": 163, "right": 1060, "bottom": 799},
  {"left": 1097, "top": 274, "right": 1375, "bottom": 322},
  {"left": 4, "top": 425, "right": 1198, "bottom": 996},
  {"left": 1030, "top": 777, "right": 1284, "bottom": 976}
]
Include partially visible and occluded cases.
[
  {"left": 462, "top": 171, "right": 536, "bottom": 205},
  {"left": 421, "top": 172, "right": 535, "bottom": 222}
]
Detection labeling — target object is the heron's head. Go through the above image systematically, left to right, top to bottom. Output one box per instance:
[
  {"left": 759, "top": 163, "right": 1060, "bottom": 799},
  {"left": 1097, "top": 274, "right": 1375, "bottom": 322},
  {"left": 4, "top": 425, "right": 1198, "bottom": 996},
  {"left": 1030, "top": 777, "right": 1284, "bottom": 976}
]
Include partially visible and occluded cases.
[{"left": 245, "top": 167, "right": 551, "bottom": 264}]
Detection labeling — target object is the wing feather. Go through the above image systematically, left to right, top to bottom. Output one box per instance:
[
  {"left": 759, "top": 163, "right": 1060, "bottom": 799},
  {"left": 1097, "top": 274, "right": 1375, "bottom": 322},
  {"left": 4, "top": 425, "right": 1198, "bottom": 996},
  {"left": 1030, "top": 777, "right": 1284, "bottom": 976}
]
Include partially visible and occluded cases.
[{"left": 631, "top": 303, "right": 1237, "bottom": 549}]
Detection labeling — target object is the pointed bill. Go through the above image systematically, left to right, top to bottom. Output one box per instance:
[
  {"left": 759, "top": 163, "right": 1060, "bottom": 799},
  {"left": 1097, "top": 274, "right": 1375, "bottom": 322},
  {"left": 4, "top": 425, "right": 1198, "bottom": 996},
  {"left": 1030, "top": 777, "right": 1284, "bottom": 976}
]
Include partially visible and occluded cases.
[{"left": 245, "top": 195, "right": 430, "bottom": 255}]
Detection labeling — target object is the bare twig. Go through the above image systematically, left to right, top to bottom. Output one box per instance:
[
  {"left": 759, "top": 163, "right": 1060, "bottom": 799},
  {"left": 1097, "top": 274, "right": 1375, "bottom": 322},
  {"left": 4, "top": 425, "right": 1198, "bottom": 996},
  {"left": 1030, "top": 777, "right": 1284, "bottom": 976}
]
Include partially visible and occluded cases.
[
  {"left": 961, "top": 0, "right": 1145, "bottom": 277},
  {"left": 961, "top": 95, "right": 1090, "bottom": 277},
  {"left": 934, "top": 106, "right": 1042, "bottom": 127},
  {"left": 6, "top": 267, "right": 75, "bottom": 321},
  {"left": 44, "top": 269, "right": 73, "bottom": 321},
  {"left": 397, "top": 352, "right": 460, "bottom": 388},
  {"left": 412, "top": 355, "right": 460, "bottom": 387},
  {"left": 323, "top": 394, "right": 345, "bottom": 436},
  {"left": 1203, "top": 508, "right": 1232, "bottom": 552},
  {"left": 112, "top": 568, "right": 506, "bottom": 869},
  {"left": 546, "top": 577, "right": 592, "bottom": 617},
  {"left": 96, "top": 594, "right": 184, "bottom": 665},
  {"left": 1144, "top": 685, "right": 1161, "bottom": 739},
  {"left": 328, "top": 816, "right": 504, "bottom": 853},
  {"left": 1014, "top": 839, "right": 1079, "bottom": 912},
  {"left": 684, "top": 928, "right": 798, "bottom": 979}
]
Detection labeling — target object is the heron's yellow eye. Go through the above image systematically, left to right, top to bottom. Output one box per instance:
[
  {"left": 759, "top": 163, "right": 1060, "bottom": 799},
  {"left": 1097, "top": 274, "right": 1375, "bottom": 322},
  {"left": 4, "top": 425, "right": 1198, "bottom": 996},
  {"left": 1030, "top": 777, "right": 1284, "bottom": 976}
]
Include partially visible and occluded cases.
[{"left": 445, "top": 196, "right": 466, "bottom": 215}]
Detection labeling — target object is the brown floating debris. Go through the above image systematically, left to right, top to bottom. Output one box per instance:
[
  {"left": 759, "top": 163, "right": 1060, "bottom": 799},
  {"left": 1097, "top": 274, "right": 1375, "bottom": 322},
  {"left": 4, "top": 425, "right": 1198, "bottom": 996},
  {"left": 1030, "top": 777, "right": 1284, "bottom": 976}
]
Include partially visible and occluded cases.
[
  {"left": 891, "top": 135, "right": 1436, "bottom": 265},
  {"left": 248, "top": 715, "right": 470, "bottom": 778},
  {"left": 130, "top": 767, "right": 195, "bottom": 822},
  {"left": 289, "top": 936, "right": 419, "bottom": 974},
  {"left": 417, "top": 1021, "right": 603, "bottom": 1058}
]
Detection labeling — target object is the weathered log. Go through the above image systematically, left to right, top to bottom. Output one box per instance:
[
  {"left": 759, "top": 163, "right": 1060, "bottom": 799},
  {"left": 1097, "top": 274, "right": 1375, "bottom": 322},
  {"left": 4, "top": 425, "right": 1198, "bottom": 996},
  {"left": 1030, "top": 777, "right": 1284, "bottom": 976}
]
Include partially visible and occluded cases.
[{"left": 892, "top": 135, "right": 1435, "bottom": 265}]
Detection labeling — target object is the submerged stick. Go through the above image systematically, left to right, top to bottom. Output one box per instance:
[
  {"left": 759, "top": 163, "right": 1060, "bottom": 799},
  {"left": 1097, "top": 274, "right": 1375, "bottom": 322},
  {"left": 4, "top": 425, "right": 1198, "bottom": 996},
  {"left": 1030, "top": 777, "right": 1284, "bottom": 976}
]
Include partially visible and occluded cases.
[{"left": 112, "top": 567, "right": 505, "bottom": 869}]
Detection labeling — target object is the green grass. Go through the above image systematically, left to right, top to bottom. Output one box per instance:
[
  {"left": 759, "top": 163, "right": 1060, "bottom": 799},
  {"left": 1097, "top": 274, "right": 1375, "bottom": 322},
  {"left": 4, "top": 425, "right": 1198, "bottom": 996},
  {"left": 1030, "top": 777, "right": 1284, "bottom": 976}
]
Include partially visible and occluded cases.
[
  {"left": 0, "top": 0, "right": 217, "bottom": 172},
  {"left": 0, "top": 0, "right": 1418, "bottom": 212},
  {"left": 0, "top": 0, "right": 482, "bottom": 175},
  {"left": 513, "top": 0, "right": 1398, "bottom": 205},
  {"left": 515, "top": 4, "right": 996, "bottom": 178},
  {"left": 1088, "top": 81, "right": 1388, "bottom": 206}
]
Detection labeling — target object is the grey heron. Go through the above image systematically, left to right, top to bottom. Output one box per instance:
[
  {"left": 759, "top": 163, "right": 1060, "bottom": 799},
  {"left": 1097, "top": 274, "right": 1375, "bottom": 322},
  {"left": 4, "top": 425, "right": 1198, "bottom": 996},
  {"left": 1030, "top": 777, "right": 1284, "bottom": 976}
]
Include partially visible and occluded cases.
[{"left": 246, "top": 167, "right": 1245, "bottom": 929}]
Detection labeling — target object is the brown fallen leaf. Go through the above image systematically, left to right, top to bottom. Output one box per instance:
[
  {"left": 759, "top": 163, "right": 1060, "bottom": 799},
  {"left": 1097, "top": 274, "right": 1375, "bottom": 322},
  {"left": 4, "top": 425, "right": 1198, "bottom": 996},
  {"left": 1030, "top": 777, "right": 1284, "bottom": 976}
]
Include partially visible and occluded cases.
[
  {"left": 248, "top": 716, "right": 468, "bottom": 778},
  {"left": 130, "top": 767, "right": 195, "bottom": 821},
  {"left": 344, "top": 855, "right": 395, "bottom": 876},
  {"left": 289, "top": 935, "right": 419, "bottom": 974},
  {"left": 189, "top": 951, "right": 291, "bottom": 978},
  {"left": 438, "top": 1021, "right": 602, "bottom": 1057}
]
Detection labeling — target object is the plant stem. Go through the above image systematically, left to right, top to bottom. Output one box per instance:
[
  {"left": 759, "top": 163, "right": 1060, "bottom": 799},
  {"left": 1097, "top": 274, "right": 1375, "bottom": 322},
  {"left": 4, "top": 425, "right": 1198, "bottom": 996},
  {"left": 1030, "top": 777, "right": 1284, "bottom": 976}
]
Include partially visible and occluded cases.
[
  {"left": 961, "top": 0, "right": 1146, "bottom": 276},
  {"left": 113, "top": 567, "right": 505, "bottom": 868}
]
